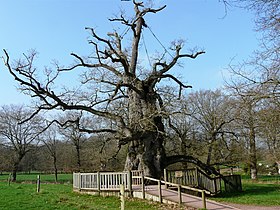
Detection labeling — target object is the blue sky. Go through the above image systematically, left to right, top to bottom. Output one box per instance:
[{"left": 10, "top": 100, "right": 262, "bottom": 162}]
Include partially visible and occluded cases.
[{"left": 0, "top": 0, "right": 258, "bottom": 105}]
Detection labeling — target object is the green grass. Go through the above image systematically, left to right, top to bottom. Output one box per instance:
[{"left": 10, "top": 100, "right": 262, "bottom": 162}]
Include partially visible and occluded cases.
[
  {"left": 0, "top": 173, "right": 73, "bottom": 183},
  {"left": 1, "top": 173, "right": 280, "bottom": 208},
  {"left": 241, "top": 174, "right": 280, "bottom": 182},
  {"left": 0, "top": 181, "right": 170, "bottom": 210},
  {"left": 212, "top": 181, "right": 280, "bottom": 206}
]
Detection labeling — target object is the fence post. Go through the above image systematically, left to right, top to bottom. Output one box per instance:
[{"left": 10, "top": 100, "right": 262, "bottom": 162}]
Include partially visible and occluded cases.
[
  {"left": 164, "top": 168, "right": 167, "bottom": 189},
  {"left": 128, "top": 170, "right": 132, "bottom": 197},
  {"left": 97, "top": 171, "right": 100, "bottom": 195},
  {"left": 78, "top": 173, "right": 81, "bottom": 191},
  {"left": 141, "top": 173, "right": 145, "bottom": 199},
  {"left": 37, "top": 175, "right": 41, "bottom": 193},
  {"left": 158, "top": 180, "right": 162, "bottom": 203},
  {"left": 120, "top": 184, "right": 125, "bottom": 210},
  {"left": 178, "top": 184, "right": 182, "bottom": 205},
  {"left": 202, "top": 190, "right": 206, "bottom": 209}
]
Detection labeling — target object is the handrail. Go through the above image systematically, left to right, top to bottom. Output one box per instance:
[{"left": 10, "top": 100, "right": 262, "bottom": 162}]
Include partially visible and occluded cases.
[
  {"left": 166, "top": 168, "right": 221, "bottom": 194},
  {"left": 73, "top": 171, "right": 207, "bottom": 208},
  {"left": 142, "top": 175, "right": 207, "bottom": 208},
  {"left": 139, "top": 176, "right": 211, "bottom": 195}
]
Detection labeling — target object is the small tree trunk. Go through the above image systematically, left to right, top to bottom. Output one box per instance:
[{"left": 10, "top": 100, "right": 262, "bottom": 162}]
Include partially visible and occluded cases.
[
  {"left": 180, "top": 138, "right": 188, "bottom": 169},
  {"left": 75, "top": 143, "right": 81, "bottom": 172},
  {"left": 206, "top": 143, "right": 213, "bottom": 166},
  {"left": 11, "top": 153, "right": 24, "bottom": 182},
  {"left": 53, "top": 156, "right": 58, "bottom": 182},
  {"left": 12, "top": 161, "right": 20, "bottom": 182},
  {"left": 12, "top": 166, "right": 18, "bottom": 182}
]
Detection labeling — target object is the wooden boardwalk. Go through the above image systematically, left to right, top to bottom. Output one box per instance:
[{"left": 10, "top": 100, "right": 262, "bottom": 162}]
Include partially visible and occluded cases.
[
  {"left": 73, "top": 171, "right": 241, "bottom": 210},
  {"left": 133, "top": 185, "right": 240, "bottom": 210}
]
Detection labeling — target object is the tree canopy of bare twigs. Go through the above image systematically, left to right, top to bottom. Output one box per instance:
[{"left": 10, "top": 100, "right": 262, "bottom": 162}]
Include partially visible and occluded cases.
[
  {"left": 2, "top": 1, "right": 221, "bottom": 178},
  {"left": 0, "top": 105, "right": 44, "bottom": 181}
]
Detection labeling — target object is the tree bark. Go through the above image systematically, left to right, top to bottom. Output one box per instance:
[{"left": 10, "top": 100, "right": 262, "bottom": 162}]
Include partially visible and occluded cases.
[
  {"left": 124, "top": 84, "right": 166, "bottom": 178},
  {"left": 248, "top": 103, "right": 258, "bottom": 180},
  {"left": 249, "top": 124, "right": 257, "bottom": 180},
  {"left": 74, "top": 143, "right": 81, "bottom": 172},
  {"left": 11, "top": 154, "right": 24, "bottom": 182},
  {"left": 53, "top": 155, "right": 58, "bottom": 182},
  {"left": 12, "top": 162, "right": 19, "bottom": 182}
]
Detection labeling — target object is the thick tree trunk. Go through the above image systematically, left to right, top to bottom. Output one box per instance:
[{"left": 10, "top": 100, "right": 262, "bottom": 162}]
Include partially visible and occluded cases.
[
  {"left": 124, "top": 84, "right": 220, "bottom": 178},
  {"left": 124, "top": 85, "right": 166, "bottom": 178},
  {"left": 125, "top": 131, "right": 166, "bottom": 178}
]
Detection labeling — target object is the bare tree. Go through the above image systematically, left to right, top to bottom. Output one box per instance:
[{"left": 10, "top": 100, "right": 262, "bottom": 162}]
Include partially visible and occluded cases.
[
  {"left": 225, "top": 0, "right": 280, "bottom": 175},
  {"left": 228, "top": 0, "right": 280, "bottom": 103},
  {"left": 2, "top": 1, "right": 221, "bottom": 178},
  {"left": 225, "top": 72, "right": 262, "bottom": 179},
  {"left": 187, "top": 90, "right": 236, "bottom": 166},
  {"left": 258, "top": 102, "right": 280, "bottom": 162},
  {"left": 0, "top": 105, "right": 43, "bottom": 181},
  {"left": 58, "top": 112, "right": 88, "bottom": 172},
  {"left": 42, "top": 124, "right": 60, "bottom": 182}
]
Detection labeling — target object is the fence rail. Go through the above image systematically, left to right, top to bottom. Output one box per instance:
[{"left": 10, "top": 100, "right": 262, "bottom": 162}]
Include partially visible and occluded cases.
[
  {"left": 166, "top": 168, "right": 221, "bottom": 195},
  {"left": 73, "top": 171, "right": 133, "bottom": 192}
]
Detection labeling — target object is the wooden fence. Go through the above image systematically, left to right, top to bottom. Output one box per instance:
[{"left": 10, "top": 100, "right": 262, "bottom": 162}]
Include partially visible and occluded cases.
[
  {"left": 73, "top": 168, "right": 241, "bottom": 199},
  {"left": 166, "top": 168, "right": 222, "bottom": 195},
  {"left": 166, "top": 168, "right": 242, "bottom": 194},
  {"left": 73, "top": 171, "right": 133, "bottom": 194},
  {"left": 133, "top": 175, "right": 208, "bottom": 208}
]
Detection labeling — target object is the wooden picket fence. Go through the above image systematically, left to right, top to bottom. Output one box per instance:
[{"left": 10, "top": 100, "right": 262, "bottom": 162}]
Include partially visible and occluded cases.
[{"left": 73, "top": 171, "right": 133, "bottom": 193}]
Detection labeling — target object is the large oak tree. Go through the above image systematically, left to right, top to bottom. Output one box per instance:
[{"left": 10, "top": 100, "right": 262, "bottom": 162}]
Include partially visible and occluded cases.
[{"left": 3, "top": 1, "right": 217, "bottom": 178}]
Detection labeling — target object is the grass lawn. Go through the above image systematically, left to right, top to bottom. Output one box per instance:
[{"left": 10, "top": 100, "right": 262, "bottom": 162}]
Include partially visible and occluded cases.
[
  {"left": 0, "top": 173, "right": 73, "bottom": 183},
  {"left": 1, "top": 173, "right": 280, "bottom": 208},
  {"left": 211, "top": 180, "right": 280, "bottom": 206},
  {"left": 0, "top": 181, "right": 172, "bottom": 210}
]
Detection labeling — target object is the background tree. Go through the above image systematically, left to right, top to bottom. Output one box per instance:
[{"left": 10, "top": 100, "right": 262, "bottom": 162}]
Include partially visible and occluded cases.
[
  {"left": 229, "top": 0, "right": 279, "bottom": 103},
  {"left": 3, "top": 1, "right": 219, "bottom": 178},
  {"left": 187, "top": 89, "right": 236, "bottom": 166},
  {"left": 258, "top": 101, "right": 280, "bottom": 163},
  {"left": 0, "top": 105, "right": 43, "bottom": 181},
  {"left": 59, "top": 112, "right": 88, "bottom": 172},
  {"left": 42, "top": 124, "right": 61, "bottom": 182}
]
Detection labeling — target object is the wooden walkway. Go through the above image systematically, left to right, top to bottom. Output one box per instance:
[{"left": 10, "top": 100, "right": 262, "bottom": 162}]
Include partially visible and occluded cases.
[
  {"left": 73, "top": 171, "right": 241, "bottom": 210},
  {"left": 133, "top": 185, "right": 240, "bottom": 210}
]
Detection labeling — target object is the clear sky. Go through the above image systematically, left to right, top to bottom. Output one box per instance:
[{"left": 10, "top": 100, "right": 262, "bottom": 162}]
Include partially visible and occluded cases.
[{"left": 0, "top": 0, "right": 258, "bottom": 105}]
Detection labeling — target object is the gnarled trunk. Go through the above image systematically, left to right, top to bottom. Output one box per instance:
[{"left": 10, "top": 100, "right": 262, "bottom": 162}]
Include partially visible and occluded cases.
[
  {"left": 124, "top": 84, "right": 166, "bottom": 178},
  {"left": 125, "top": 130, "right": 166, "bottom": 178}
]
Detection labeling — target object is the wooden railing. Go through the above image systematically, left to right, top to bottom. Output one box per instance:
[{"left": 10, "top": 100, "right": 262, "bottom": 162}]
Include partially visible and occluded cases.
[
  {"left": 166, "top": 168, "right": 221, "bottom": 195},
  {"left": 73, "top": 170, "right": 207, "bottom": 208},
  {"left": 131, "top": 170, "right": 143, "bottom": 185},
  {"left": 73, "top": 171, "right": 132, "bottom": 194},
  {"left": 133, "top": 175, "right": 207, "bottom": 209}
]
